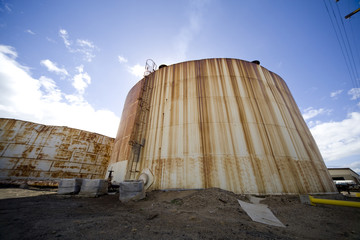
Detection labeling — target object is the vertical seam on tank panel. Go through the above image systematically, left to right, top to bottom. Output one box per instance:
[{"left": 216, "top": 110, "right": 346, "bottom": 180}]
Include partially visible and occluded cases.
[
  {"left": 217, "top": 59, "right": 236, "bottom": 192},
  {"left": 225, "top": 59, "right": 245, "bottom": 193},
  {"left": 196, "top": 60, "right": 208, "bottom": 188},
  {"left": 231, "top": 60, "right": 259, "bottom": 193},
  {"left": 238, "top": 61, "right": 261, "bottom": 192},
  {"left": 182, "top": 62, "right": 188, "bottom": 187},
  {"left": 251, "top": 66, "right": 290, "bottom": 193},
  {"left": 244, "top": 67, "right": 269, "bottom": 194},
  {"left": 257, "top": 67, "right": 290, "bottom": 193},
  {"left": 158, "top": 68, "right": 168, "bottom": 188},
  {"left": 152, "top": 72, "right": 162, "bottom": 165},
  {"left": 148, "top": 73, "right": 157, "bottom": 172}
]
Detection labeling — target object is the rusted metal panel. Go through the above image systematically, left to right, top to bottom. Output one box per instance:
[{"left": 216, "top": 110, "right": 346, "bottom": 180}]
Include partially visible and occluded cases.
[
  {"left": 111, "top": 58, "right": 336, "bottom": 194},
  {"left": 107, "top": 79, "right": 143, "bottom": 182},
  {"left": 109, "top": 81, "right": 142, "bottom": 165},
  {"left": 0, "top": 118, "right": 114, "bottom": 182}
]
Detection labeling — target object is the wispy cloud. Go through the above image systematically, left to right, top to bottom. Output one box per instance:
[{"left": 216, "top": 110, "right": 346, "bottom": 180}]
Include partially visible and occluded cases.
[
  {"left": 173, "top": 0, "right": 209, "bottom": 61},
  {"left": 0, "top": 2, "right": 11, "bottom": 12},
  {"left": 4, "top": 3, "right": 11, "bottom": 12},
  {"left": 25, "top": 29, "right": 35, "bottom": 35},
  {"left": 58, "top": 29, "right": 96, "bottom": 62},
  {"left": 59, "top": 29, "right": 71, "bottom": 48},
  {"left": 76, "top": 39, "right": 95, "bottom": 62},
  {"left": 77, "top": 39, "right": 94, "bottom": 48},
  {"left": 0, "top": 45, "right": 119, "bottom": 137},
  {"left": 118, "top": 55, "right": 128, "bottom": 63},
  {"left": 40, "top": 59, "right": 68, "bottom": 76},
  {"left": 348, "top": 88, "right": 360, "bottom": 100},
  {"left": 330, "top": 89, "right": 343, "bottom": 98},
  {"left": 302, "top": 107, "right": 332, "bottom": 121},
  {"left": 310, "top": 112, "right": 360, "bottom": 162}
]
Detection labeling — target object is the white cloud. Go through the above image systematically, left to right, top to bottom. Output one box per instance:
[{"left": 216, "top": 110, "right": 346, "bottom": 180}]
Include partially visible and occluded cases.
[
  {"left": 172, "top": 0, "right": 208, "bottom": 61},
  {"left": 25, "top": 29, "right": 35, "bottom": 35},
  {"left": 58, "top": 29, "right": 96, "bottom": 62},
  {"left": 59, "top": 29, "right": 71, "bottom": 48},
  {"left": 76, "top": 39, "right": 96, "bottom": 62},
  {"left": 77, "top": 39, "right": 94, "bottom": 48},
  {"left": 0, "top": 45, "right": 119, "bottom": 137},
  {"left": 0, "top": 45, "right": 17, "bottom": 58},
  {"left": 0, "top": 46, "right": 42, "bottom": 118},
  {"left": 118, "top": 55, "right": 128, "bottom": 63},
  {"left": 40, "top": 59, "right": 68, "bottom": 76},
  {"left": 129, "top": 64, "right": 144, "bottom": 78},
  {"left": 72, "top": 65, "right": 91, "bottom": 94},
  {"left": 39, "top": 76, "right": 62, "bottom": 102},
  {"left": 348, "top": 88, "right": 360, "bottom": 100},
  {"left": 330, "top": 89, "right": 343, "bottom": 98},
  {"left": 302, "top": 107, "right": 332, "bottom": 121},
  {"left": 310, "top": 112, "right": 360, "bottom": 162},
  {"left": 306, "top": 120, "right": 322, "bottom": 128},
  {"left": 346, "top": 161, "right": 360, "bottom": 174}
]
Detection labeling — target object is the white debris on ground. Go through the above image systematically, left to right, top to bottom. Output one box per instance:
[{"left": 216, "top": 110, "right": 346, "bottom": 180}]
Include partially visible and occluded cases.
[{"left": 238, "top": 196, "right": 286, "bottom": 228}]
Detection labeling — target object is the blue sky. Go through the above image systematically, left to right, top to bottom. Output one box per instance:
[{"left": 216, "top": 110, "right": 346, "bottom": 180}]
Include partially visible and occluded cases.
[{"left": 0, "top": 0, "right": 359, "bottom": 173}]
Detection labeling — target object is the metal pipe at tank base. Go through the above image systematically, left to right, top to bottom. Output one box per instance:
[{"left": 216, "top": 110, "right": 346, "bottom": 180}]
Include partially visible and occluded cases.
[
  {"left": 138, "top": 173, "right": 149, "bottom": 185},
  {"left": 309, "top": 195, "right": 360, "bottom": 208}
]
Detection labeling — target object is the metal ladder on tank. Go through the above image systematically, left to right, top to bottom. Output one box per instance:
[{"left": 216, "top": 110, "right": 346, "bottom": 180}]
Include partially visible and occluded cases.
[{"left": 127, "top": 59, "right": 157, "bottom": 180}]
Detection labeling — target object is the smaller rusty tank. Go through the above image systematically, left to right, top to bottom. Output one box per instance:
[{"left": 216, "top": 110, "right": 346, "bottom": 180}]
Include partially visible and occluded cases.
[{"left": 0, "top": 118, "right": 114, "bottom": 182}]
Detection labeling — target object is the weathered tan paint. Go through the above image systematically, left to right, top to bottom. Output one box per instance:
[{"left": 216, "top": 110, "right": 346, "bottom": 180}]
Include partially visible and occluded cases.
[
  {"left": 111, "top": 58, "right": 336, "bottom": 194},
  {"left": 0, "top": 118, "right": 114, "bottom": 182}
]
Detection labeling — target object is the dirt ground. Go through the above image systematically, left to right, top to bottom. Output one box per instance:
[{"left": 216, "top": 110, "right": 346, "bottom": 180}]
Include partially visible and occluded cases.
[{"left": 0, "top": 186, "right": 359, "bottom": 240}]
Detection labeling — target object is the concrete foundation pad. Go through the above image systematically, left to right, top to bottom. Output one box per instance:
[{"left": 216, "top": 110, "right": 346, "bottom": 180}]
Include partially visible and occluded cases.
[
  {"left": 57, "top": 178, "right": 83, "bottom": 195},
  {"left": 78, "top": 179, "right": 108, "bottom": 197},
  {"left": 119, "top": 180, "right": 145, "bottom": 202},
  {"left": 299, "top": 195, "right": 312, "bottom": 205}
]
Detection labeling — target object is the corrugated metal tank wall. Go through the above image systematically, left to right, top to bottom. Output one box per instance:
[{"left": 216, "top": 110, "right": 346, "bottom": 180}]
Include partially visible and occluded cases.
[
  {"left": 109, "top": 58, "right": 336, "bottom": 194},
  {"left": 107, "top": 81, "right": 143, "bottom": 183},
  {"left": 0, "top": 118, "right": 114, "bottom": 182}
]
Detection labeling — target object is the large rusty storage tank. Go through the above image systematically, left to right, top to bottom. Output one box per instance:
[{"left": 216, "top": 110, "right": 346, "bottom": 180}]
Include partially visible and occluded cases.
[{"left": 108, "top": 58, "right": 336, "bottom": 194}]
